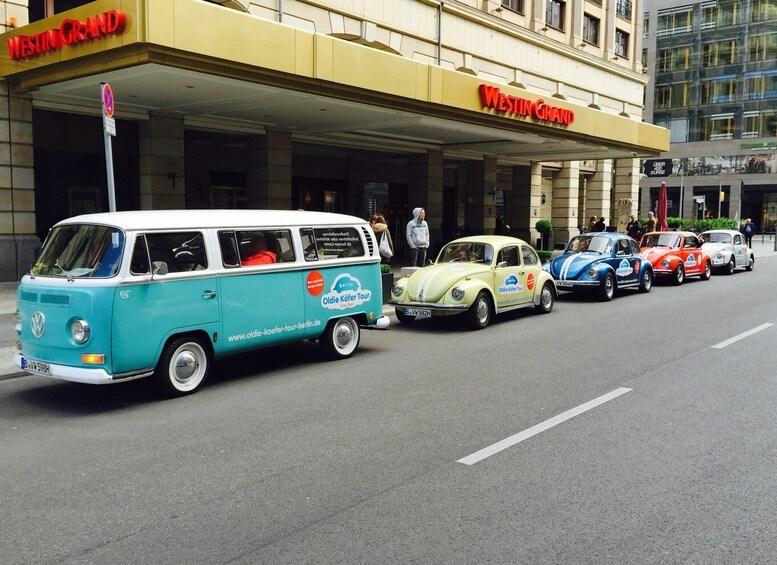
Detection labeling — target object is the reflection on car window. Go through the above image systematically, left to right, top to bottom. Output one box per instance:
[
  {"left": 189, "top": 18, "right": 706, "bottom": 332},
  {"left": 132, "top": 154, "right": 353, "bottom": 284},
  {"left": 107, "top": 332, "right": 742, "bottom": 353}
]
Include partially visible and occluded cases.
[
  {"left": 32, "top": 224, "right": 125, "bottom": 278},
  {"left": 132, "top": 232, "right": 207, "bottom": 275},
  {"left": 703, "top": 232, "right": 731, "bottom": 244},
  {"left": 641, "top": 233, "right": 681, "bottom": 248},
  {"left": 567, "top": 235, "right": 611, "bottom": 254},
  {"left": 440, "top": 242, "right": 493, "bottom": 264},
  {"left": 498, "top": 246, "right": 519, "bottom": 267},
  {"left": 521, "top": 246, "right": 539, "bottom": 266}
]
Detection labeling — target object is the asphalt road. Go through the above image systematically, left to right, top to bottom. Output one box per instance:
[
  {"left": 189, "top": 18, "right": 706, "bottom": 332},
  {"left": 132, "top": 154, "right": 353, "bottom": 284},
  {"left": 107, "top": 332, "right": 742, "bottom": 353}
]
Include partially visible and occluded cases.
[{"left": 2, "top": 258, "right": 777, "bottom": 564}]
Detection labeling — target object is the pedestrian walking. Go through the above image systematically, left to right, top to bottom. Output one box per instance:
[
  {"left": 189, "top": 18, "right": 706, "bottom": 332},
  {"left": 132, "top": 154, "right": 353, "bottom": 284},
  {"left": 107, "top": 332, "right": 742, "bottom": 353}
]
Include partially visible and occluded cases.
[
  {"left": 406, "top": 207, "right": 430, "bottom": 267},
  {"left": 645, "top": 211, "right": 657, "bottom": 233},
  {"left": 743, "top": 218, "right": 755, "bottom": 247}
]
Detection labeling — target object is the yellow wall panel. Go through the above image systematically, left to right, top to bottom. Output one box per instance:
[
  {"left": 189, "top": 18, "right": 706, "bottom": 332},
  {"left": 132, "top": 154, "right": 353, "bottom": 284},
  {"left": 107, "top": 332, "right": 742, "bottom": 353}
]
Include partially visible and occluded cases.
[
  {"left": 314, "top": 34, "right": 334, "bottom": 82},
  {"left": 330, "top": 40, "right": 419, "bottom": 99}
]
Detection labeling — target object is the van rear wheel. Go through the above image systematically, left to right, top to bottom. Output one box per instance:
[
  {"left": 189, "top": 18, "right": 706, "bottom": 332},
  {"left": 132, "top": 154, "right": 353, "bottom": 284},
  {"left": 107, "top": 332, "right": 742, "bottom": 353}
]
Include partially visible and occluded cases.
[
  {"left": 321, "top": 316, "right": 360, "bottom": 359},
  {"left": 155, "top": 336, "right": 210, "bottom": 397}
]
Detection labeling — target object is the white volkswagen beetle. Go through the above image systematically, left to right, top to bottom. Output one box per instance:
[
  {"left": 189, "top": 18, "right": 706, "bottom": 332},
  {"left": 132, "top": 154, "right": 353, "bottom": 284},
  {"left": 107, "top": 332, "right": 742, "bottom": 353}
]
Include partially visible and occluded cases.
[{"left": 700, "top": 229, "right": 754, "bottom": 274}]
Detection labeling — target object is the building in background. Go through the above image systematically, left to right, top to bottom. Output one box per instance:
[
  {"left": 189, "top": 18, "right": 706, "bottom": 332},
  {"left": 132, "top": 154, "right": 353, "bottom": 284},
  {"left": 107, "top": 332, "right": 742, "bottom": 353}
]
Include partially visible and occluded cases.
[
  {"left": 0, "top": 0, "right": 666, "bottom": 281},
  {"left": 642, "top": 0, "right": 777, "bottom": 229}
]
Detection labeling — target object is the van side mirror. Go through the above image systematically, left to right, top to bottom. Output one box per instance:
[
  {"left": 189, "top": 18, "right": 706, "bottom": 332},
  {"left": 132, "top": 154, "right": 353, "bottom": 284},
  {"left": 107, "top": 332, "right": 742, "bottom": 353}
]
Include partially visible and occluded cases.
[{"left": 152, "top": 261, "right": 168, "bottom": 276}]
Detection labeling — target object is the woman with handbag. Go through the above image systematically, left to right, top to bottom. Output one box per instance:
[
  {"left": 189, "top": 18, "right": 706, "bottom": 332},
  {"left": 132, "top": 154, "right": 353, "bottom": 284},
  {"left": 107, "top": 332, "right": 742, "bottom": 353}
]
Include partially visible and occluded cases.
[{"left": 371, "top": 214, "right": 394, "bottom": 263}]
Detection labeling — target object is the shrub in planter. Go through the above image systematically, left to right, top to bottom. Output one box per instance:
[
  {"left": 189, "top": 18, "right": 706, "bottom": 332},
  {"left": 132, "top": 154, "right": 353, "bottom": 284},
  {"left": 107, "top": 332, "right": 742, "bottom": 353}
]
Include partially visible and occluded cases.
[
  {"left": 535, "top": 219, "right": 553, "bottom": 250},
  {"left": 537, "top": 250, "right": 553, "bottom": 263},
  {"left": 380, "top": 264, "right": 391, "bottom": 274}
]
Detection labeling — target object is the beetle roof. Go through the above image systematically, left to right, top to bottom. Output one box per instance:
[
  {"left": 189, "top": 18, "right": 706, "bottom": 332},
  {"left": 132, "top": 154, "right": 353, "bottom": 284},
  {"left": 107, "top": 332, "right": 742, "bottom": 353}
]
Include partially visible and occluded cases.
[
  {"left": 54, "top": 209, "right": 367, "bottom": 231},
  {"left": 446, "top": 235, "right": 532, "bottom": 247}
]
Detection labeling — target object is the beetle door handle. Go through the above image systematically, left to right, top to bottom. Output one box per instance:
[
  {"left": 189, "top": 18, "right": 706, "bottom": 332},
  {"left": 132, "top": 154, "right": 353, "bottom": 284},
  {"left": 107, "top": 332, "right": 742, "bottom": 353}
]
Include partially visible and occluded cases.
[{"left": 202, "top": 290, "right": 218, "bottom": 299}]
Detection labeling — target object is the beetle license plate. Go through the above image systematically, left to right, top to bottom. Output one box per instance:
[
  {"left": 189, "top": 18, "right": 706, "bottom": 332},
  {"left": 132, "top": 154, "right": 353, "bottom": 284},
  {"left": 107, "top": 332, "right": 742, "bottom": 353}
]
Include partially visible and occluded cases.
[
  {"left": 555, "top": 280, "right": 573, "bottom": 287},
  {"left": 403, "top": 308, "right": 431, "bottom": 318},
  {"left": 20, "top": 356, "right": 51, "bottom": 376}
]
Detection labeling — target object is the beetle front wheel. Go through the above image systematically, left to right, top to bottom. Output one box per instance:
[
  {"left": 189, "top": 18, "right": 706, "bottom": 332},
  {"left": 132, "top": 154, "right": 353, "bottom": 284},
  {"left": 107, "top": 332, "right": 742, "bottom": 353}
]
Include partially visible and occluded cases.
[
  {"left": 598, "top": 273, "right": 615, "bottom": 301},
  {"left": 534, "top": 282, "right": 555, "bottom": 314},
  {"left": 466, "top": 291, "right": 492, "bottom": 330},
  {"left": 321, "top": 316, "right": 360, "bottom": 359}
]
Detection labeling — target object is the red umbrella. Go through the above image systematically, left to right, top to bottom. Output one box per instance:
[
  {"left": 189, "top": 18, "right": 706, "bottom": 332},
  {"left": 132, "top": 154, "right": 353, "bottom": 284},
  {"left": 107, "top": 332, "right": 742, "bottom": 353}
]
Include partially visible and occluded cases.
[{"left": 656, "top": 181, "right": 669, "bottom": 231}]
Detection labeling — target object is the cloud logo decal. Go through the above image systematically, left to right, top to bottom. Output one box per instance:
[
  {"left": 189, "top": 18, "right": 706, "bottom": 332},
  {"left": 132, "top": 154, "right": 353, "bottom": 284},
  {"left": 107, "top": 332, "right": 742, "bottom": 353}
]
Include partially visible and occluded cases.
[
  {"left": 685, "top": 254, "right": 697, "bottom": 266},
  {"left": 615, "top": 258, "right": 632, "bottom": 277},
  {"left": 321, "top": 273, "right": 372, "bottom": 309},
  {"left": 498, "top": 274, "right": 524, "bottom": 294}
]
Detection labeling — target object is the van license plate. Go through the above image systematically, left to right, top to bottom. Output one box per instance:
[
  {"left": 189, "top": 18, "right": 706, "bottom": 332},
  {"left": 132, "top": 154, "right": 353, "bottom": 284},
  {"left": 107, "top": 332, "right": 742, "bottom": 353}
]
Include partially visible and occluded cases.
[
  {"left": 403, "top": 308, "right": 431, "bottom": 318},
  {"left": 21, "top": 357, "right": 51, "bottom": 376}
]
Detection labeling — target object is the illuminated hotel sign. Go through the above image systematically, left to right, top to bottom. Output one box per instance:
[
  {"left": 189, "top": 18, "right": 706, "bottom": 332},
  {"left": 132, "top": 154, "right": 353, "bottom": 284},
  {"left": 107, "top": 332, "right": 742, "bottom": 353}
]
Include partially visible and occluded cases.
[
  {"left": 7, "top": 10, "right": 126, "bottom": 61},
  {"left": 479, "top": 84, "right": 575, "bottom": 126}
]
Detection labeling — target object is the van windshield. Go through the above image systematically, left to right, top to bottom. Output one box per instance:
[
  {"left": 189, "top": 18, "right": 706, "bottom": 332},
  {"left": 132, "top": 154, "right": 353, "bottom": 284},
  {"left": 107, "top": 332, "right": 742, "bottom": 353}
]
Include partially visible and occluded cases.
[{"left": 32, "top": 224, "right": 125, "bottom": 278}]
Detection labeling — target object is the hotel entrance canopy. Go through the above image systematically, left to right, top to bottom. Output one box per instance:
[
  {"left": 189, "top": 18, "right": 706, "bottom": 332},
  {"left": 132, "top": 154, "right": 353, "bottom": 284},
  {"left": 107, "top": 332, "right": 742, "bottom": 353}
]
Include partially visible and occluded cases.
[{"left": 0, "top": 0, "right": 669, "bottom": 162}]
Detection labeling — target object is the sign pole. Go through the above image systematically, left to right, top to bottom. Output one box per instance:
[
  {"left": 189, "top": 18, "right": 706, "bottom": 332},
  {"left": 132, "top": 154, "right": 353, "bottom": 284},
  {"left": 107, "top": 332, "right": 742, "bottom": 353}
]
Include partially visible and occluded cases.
[{"left": 101, "top": 82, "right": 117, "bottom": 212}]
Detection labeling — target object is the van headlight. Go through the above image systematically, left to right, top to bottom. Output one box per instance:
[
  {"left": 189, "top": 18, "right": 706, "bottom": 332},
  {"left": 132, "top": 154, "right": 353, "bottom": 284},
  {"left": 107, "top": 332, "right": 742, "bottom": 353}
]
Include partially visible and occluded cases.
[
  {"left": 391, "top": 284, "right": 403, "bottom": 297},
  {"left": 451, "top": 287, "right": 465, "bottom": 301},
  {"left": 12, "top": 312, "right": 21, "bottom": 334},
  {"left": 71, "top": 320, "right": 91, "bottom": 344}
]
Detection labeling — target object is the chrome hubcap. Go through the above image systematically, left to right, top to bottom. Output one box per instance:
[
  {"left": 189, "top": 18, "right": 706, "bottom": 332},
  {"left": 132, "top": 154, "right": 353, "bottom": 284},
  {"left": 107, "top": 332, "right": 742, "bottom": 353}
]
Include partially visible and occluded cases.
[
  {"left": 541, "top": 288, "right": 552, "bottom": 307},
  {"left": 476, "top": 299, "right": 488, "bottom": 323},
  {"left": 335, "top": 324, "right": 353, "bottom": 348},
  {"left": 174, "top": 351, "right": 197, "bottom": 382}
]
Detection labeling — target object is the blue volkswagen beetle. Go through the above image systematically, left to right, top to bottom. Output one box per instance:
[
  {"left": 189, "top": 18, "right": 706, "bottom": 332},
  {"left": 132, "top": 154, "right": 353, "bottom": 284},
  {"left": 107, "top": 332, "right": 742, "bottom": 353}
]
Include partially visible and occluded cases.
[{"left": 546, "top": 232, "right": 653, "bottom": 301}]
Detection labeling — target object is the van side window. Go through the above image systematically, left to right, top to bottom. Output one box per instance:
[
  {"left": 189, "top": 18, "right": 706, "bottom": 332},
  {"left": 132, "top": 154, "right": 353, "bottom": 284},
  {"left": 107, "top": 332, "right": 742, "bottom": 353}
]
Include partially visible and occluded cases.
[
  {"left": 313, "top": 227, "right": 365, "bottom": 259},
  {"left": 234, "top": 229, "right": 294, "bottom": 265},
  {"left": 301, "top": 229, "right": 320, "bottom": 261},
  {"left": 218, "top": 231, "right": 240, "bottom": 268},
  {"left": 144, "top": 232, "right": 208, "bottom": 273},
  {"left": 130, "top": 235, "right": 150, "bottom": 275}
]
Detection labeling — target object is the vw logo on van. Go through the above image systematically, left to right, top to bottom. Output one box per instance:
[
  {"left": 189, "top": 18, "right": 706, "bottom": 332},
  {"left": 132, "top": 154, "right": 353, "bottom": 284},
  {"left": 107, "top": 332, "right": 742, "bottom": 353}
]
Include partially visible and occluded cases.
[{"left": 31, "top": 311, "right": 46, "bottom": 338}]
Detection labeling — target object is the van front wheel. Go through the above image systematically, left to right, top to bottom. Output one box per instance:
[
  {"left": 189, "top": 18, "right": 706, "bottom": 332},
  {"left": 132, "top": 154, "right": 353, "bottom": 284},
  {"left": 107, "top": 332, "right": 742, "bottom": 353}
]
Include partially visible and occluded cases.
[
  {"left": 321, "top": 316, "right": 360, "bottom": 359},
  {"left": 155, "top": 336, "right": 210, "bottom": 397}
]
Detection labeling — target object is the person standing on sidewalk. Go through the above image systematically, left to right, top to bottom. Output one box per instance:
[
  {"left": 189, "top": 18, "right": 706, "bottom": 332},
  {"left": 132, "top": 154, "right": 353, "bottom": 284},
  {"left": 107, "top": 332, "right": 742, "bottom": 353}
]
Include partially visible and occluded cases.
[
  {"left": 406, "top": 207, "right": 430, "bottom": 267},
  {"left": 743, "top": 218, "right": 755, "bottom": 247}
]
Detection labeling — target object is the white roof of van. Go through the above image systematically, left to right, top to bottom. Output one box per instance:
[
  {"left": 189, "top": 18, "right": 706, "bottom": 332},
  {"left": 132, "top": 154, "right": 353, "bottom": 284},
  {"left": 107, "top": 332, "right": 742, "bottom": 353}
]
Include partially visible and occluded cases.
[{"left": 55, "top": 209, "right": 368, "bottom": 230}]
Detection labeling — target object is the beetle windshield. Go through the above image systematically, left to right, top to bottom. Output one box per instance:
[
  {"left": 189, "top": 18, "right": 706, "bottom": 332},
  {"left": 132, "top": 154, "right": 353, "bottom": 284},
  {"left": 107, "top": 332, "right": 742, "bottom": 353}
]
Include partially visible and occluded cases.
[
  {"left": 31, "top": 224, "right": 125, "bottom": 278},
  {"left": 701, "top": 232, "right": 731, "bottom": 244},
  {"left": 641, "top": 233, "right": 681, "bottom": 248},
  {"left": 567, "top": 235, "right": 611, "bottom": 254},
  {"left": 439, "top": 242, "right": 493, "bottom": 264}
]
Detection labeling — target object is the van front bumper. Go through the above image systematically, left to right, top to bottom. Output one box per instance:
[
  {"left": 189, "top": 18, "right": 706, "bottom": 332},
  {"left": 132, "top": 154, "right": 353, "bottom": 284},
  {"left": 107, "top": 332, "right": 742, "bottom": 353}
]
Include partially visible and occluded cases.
[{"left": 15, "top": 352, "right": 150, "bottom": 385}]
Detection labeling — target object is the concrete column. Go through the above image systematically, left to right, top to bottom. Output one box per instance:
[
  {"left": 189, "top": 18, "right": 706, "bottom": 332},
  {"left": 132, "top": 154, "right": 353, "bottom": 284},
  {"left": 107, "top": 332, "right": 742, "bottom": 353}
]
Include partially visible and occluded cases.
[
  {"left": 0, "top": 81, "right": 36, "bottom": 281},
  {"left": 139, "top": 114, "right": 185, "bottom": 210},
  {"left": 246, "top": 130, "right": 292, "bottom": 210},
  {"left": 408, "top": 150, "right": 443, "bottom": 245},
  {"left": 464, "top": 157, "right": 497, "bottom": 235},
  {"left": 613, "top": 158, "right": 640, "bottom": 232},
  {"left": 585, "top": 159, "right": 612, "bottom": 227},
  {"left": 551, "top": 161, "right": 580, "bottom": 245},
  {"left": 507, "top": 165, "right": 531, "bottom": 241}
]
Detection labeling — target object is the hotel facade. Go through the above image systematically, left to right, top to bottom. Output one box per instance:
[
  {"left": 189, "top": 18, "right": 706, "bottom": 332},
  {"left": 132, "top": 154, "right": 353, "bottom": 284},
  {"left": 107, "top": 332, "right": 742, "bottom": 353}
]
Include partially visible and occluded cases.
[{"left": 0, "top": 0, "right": 666, "bottom": 280}]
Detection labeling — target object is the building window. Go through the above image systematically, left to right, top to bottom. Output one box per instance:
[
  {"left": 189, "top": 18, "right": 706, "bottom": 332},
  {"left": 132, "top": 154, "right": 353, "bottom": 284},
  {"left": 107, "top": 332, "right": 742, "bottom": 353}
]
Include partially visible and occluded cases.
[
  {"left": 502, "top": 0, "right": 524, "bottom": 13},
  {"left": 546, "top": 0, "right": 565, "bottom": 31},
  {"left": 616, "top": 0, "right": 633, "bottom": 20},
  {"left": 718, "top": 0, "right": 740, "bottom": 26},
  {"left": 751, "top": 0, "right": 777, "bottom": 22},
  {"left": 657, "top": 7, "right": 693, "bottom": 36},
  {"left": 643, "top": 12, "right": 650, "bottom": 38},
  {"left": 583, "top": 14, "right": 600, "bottom": 45},
  {"left": 615, "top": 29, "right": 630, "bottom": 58},
  {"left": 748, "top": 33, "right": 777, "bottom": 61},
  {"left": 702, "top": 40, "right": 737, "bottom": 66},
  {"left": 745, "top": 70, "right": 777, "bottom": 100},
  {"left": 700, "top": 77, "right": 737, "bottom": 104},
  {"left": 655, "top": 84, "right": 690, "bottom": 109},
  {"left": 742, "top": 110, "right": 777, "bottom": 137},
  {"left": 697, "top": 113, "right": 735, "bottom": 141}
]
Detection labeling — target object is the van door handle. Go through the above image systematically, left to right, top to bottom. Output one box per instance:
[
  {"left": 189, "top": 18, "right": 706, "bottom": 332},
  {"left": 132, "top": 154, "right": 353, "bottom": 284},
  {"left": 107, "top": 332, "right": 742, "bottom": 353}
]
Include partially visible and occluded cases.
[{"left": 202, "top": 290, "right": 218, "bottom": 299}]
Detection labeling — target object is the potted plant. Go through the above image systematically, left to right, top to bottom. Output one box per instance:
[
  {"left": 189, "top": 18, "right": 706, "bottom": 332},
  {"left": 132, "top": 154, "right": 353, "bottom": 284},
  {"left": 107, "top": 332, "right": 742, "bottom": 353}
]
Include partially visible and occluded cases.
[
  {"left": 535, "top": 219, "right": 553, "bottom": 250},
  {"left": 380, "top": 263, "right": 393, "bottom": 303}
]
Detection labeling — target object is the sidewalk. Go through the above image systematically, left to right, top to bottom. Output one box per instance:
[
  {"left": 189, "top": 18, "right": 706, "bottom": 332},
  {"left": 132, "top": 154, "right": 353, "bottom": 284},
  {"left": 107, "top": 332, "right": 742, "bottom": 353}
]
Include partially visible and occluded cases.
[{"left": 3, "top": 238, "right": 777, "bottom": 382}]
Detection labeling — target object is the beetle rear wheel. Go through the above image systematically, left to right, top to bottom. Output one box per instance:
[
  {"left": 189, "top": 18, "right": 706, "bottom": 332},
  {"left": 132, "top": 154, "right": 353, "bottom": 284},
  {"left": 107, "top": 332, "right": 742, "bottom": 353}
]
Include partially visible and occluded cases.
[
  {"left": 745, "top": 255, "right": 754, "bottom": 272},
  {"left": 700, "top": 260, "right": 712, "bottom": 280},
  {"left": 639, "top": 268, "right": 653, "bottom": 293},
  {"left": 466, "top": 291, "right": 492, "bottom": 330},
  {"left": 321, "top": 316, "right": 360, "bottom": 359},
  {"left": 155, "top": 336, "right": 210, "bottom": 397}
]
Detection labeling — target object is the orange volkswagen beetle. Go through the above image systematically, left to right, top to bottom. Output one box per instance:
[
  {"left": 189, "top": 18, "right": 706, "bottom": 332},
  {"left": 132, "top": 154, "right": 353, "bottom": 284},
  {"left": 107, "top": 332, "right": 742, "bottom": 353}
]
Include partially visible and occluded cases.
[{"left": 639, "top": 230, "right": 712, "bottom": 285}]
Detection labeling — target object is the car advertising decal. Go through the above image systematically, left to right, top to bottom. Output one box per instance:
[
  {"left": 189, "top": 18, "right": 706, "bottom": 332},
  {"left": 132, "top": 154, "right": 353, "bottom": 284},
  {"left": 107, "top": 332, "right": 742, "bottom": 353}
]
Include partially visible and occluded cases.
[
  {"left": 736, "top": 249, "right": 744, "bottom": 256},
  {"left": 685, "top": 254, "right": 697, "bottom": 267},
  {"left": 616, "top": 259, "right": 632, "bottom": 277},
  {"left": 633, "top": 260, "right": 640, "bottom": 275},
  {"left": 306, "top": 271, "right": 325, "bottom": 296},
  {"left": 321, "top": 273, "right": 372, "bottom": 309},
  {"left": 527, "top": 273, "right": 535, "bottom": 290},
  {"left": 498, "top": 274, "right": 524, "bottom": 294}
]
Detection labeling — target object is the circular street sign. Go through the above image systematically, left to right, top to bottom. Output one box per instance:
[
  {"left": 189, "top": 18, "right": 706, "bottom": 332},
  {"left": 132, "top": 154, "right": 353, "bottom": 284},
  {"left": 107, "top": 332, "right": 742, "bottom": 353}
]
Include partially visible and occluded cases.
[{"left": 102, "top": 83, "right": 114, "bottom": 117}]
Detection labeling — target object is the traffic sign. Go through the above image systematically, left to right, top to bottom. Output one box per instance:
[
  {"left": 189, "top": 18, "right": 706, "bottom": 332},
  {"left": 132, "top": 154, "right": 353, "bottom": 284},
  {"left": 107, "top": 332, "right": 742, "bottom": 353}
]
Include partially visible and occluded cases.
[{"left": 102, "top": 83, "right": 114, "bottom": 117}]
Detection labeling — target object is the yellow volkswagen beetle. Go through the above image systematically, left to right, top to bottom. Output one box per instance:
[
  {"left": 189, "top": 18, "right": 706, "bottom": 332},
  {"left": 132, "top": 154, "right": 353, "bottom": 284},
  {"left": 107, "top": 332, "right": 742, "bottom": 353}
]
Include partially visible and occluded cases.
[{"left": 389, "top": 236, "right": 557, "bottom": 330}]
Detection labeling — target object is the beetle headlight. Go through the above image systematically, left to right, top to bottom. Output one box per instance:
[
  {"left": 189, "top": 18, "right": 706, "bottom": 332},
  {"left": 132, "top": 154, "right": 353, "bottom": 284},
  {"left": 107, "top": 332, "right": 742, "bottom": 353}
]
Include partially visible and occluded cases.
[
  {"left": 716, "top": 252, "right": 725, "bottom": 260},
  {"left": 661, "top": 260, "right": 669, "bottom": 268},
  {"left": 587, "top": 268, "right": 597, "bottom": 279},
  {"left": 391, "top": 284, "right": 403, "bottom": 297},
  {"left": 451, "top": 287, "right": 465, "bottom": 301},
  {"left": 12, "top": 312, "right": 21, "bottom": 334},
  {"left": 71, "top": 320, "right": 91, "bottom": 344}
]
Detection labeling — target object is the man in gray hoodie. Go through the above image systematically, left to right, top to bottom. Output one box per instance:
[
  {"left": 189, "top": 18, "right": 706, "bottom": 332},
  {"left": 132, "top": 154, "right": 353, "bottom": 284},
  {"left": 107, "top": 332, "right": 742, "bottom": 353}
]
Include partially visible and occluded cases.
[{"left": 406, "top": 207, "right": 430, "bottom": 267}]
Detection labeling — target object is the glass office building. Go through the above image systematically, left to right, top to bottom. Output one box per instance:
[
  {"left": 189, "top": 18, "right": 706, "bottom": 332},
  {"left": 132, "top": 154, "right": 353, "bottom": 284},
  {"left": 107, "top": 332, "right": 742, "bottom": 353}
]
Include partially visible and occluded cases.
[{"left": 642, "top": 0, "right": 777, "bottom": 229}]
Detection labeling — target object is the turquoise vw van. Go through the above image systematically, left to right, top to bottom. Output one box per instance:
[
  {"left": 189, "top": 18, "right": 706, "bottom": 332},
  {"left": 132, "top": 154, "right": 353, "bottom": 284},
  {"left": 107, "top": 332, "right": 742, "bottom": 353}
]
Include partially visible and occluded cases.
[{"left": 12, "top": 210, "right": 389, "bottom": 396}]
